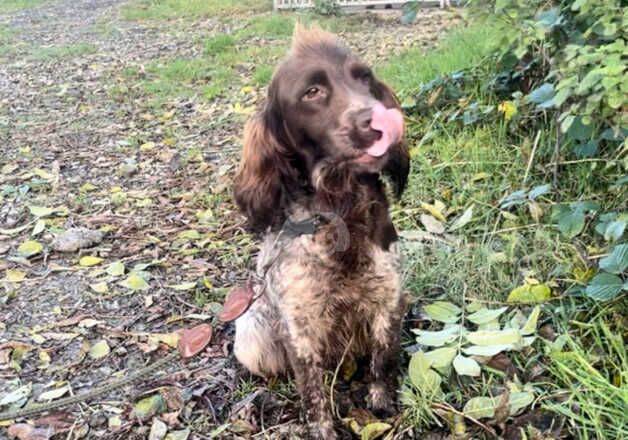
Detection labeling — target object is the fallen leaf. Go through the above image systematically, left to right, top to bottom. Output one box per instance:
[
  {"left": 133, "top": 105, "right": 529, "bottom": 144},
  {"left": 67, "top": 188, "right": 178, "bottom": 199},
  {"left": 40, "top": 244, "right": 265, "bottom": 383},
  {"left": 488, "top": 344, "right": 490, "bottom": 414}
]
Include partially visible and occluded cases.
[
  {"left": 449, "top": 205, "right": 474, "bottom": 231},
  {"left": 420, "top": 214, "right": 445, "bottom": 234},
  {"left": 18, "top": 240, "right": 43, "bottom": 257},
  {"left": 79, "top": 256, "right": 103, "bottom": 267},
  {"left": 106, "top": 261, "right": 125, "bottom": 276},
  {"left": 6, "top": 269, "right": 26, "bottom": 283},
  {"left": 120, "top": 273, "right": 149, "bottom": 291},
  {"left": 89, "top": 282, "right": 109, "bottom": 294},
  {"left": 167, "top": 282, "right": 196, "bottom": 291},
  {"left": 507, "top": 283, "right": 551, "bottom": 303},
  {"left": 219, "top": 284, "right": 255, "bottom": 322},
  {"left": 467, "top": 307, "right": 508, "bottom": 325},
  {"left": 177, "top": 324, "right": 212, "bottom": 358},
  {"left": 465, "top": 329, "right": 522, "bottom": 346},
  {"left": 89, "top": 340, "right": 110, "bottom": 359},
  {"left": 0, "top": 383, "right": 32, "bottom": 405},
  {"left": 37, "top": 385, "right": 70, "bottom": 402},
  {"left": 132, "top": 394, "right": 166, "bottom": 420},
  {"left": 149, "top": 418, "right": 167, "bottom": 440},
  {"left": 7, "top": 424, "right": 53, "bottom": 440}
]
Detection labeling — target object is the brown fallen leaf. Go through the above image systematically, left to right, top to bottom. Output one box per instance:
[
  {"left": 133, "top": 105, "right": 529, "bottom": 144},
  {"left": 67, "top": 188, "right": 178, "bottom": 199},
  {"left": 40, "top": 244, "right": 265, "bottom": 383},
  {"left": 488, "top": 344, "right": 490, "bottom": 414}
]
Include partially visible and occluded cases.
[
  {"left": 218, "top": 283, "right": 255, "bottom": 322},
  {"left": 177, "top": 324, "right": 212, "bottom": 358},
  {"left": 8, "top": 424, "right": 53, "bottom": 440}
]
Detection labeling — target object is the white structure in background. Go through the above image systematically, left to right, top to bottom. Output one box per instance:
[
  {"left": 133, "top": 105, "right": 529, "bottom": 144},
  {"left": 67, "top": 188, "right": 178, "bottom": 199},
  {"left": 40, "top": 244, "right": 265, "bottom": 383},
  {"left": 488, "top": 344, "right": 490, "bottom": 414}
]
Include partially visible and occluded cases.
[{"left": 273, "top": 0, "right": 452, "bottom": 11}]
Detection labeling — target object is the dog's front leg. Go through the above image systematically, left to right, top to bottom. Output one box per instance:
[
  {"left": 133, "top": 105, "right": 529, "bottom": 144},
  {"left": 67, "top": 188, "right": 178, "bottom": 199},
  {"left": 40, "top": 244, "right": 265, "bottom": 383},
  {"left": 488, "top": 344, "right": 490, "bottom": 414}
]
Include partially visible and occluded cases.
[
  {"left": 367, "top": 311, "right": 401, "bottom": 413},
  {"left": 287, "top": 347, "right": 336, "bottom": 440}
]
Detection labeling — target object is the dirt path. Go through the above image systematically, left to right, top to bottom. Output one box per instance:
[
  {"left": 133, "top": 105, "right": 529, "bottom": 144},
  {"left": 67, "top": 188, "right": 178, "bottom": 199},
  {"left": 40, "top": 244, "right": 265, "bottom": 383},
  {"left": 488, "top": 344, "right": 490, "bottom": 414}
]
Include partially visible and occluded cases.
[{"left": 0, "top": 2, "right": 458, "bottom": 438}]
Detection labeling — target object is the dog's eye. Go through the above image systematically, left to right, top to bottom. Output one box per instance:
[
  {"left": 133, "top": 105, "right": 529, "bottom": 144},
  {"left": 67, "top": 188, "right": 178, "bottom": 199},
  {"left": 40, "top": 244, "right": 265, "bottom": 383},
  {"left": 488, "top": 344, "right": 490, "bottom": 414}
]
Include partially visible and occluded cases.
[{"left": 303, "top": 86, "right": 321, "bottom": 101}]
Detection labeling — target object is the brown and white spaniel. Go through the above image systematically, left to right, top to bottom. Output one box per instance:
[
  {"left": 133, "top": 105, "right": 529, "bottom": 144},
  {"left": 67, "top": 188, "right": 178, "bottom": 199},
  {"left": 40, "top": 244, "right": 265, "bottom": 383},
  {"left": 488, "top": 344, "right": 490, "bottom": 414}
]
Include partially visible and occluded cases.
[{"left": 232, "top": 24, "right": 409, "bottom": 439}]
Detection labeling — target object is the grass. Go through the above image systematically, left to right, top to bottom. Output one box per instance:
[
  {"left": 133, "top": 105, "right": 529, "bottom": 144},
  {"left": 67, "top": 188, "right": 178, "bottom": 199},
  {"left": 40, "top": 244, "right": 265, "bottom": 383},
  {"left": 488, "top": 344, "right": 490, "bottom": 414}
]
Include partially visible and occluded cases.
[
  {"left": 0, "top": 0, "right": 43, "bottom": 13},
  {"left": 122, "top": 0, "right": 272, "bottom": 21},
  {"left": 376, "top": 20, "right": 502, "bottom": 95},
  {"left": 29, "top": 43, "right": 97, "bottom": 60},
  {"left": 544, "top": 303, "right": 628, "bottom": 440}
]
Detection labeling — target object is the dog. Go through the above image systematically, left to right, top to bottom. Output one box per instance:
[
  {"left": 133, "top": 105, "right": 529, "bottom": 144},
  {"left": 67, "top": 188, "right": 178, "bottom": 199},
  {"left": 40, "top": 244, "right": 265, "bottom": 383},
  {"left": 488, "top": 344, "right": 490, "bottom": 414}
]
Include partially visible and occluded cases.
[{"left": 232, "top": 24, "right": 409, "bottom": 439}]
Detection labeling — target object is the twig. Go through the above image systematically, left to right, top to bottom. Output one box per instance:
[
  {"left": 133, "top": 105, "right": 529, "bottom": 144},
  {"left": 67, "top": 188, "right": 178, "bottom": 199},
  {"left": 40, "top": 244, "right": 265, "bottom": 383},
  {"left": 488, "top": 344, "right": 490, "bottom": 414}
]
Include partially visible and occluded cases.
[
  {"left": 523, "top": 130, "right": 541, "bottom": 185},
  {"left": 474, "top": 223, "right": 544, "bottom": 237},
  {"left": 330, "top": 333, "right": 354, "bottom": 418},
  {"left": 431, "top": 402, "right": 499, "bottom": 438}
]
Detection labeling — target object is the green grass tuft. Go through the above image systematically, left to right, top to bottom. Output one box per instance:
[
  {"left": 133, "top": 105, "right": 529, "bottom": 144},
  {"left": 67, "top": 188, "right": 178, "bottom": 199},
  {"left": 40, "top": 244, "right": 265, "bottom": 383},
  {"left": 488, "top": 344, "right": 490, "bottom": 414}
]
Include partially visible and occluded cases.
[
  {"left": 0, "top": 0, "right": 43, "bottom": 13},
  {"left": 122, "top": 0, "right": 272, "bottom": 21},
  {"left": 204, "top": 34, "right": 236, "bottom": 56}
]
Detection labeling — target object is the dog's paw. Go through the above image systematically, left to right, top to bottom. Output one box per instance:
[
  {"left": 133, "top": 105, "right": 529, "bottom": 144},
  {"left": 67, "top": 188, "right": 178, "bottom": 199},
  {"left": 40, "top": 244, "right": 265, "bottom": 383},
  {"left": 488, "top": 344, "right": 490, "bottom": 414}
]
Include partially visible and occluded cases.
[{"left": 367, "top": 382, "right": 395, "bottom": 415}]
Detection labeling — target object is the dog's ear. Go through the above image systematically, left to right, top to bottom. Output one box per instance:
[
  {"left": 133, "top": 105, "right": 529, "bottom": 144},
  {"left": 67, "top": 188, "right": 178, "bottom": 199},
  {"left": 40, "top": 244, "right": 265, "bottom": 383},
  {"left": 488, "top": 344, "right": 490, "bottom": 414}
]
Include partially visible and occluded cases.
[
  {"left": 377, "top": 81, "right": 410, "bottom": 199},
  {"left": 233, "top": 105, "right": 298, "bottom": 232}
]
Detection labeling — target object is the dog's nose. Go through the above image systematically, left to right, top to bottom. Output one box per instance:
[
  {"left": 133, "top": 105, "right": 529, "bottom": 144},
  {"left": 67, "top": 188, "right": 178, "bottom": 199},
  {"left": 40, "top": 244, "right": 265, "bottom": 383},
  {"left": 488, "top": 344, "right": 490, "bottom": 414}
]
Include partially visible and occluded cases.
[
  {"left": 354, "top": 108, "right": 382, "bottom": 143},
  {"left": 355, "top": 108, "right": 373, "bottom": 131}
]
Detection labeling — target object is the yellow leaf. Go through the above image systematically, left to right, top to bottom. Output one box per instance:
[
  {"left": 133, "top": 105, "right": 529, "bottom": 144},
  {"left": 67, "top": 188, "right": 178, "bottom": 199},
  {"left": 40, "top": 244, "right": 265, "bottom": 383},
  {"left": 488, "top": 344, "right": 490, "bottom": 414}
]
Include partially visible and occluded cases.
[
  {"left": 140, "top": 142, "right": 156, "bottom": 151},
  {"left": 32, "top": 168, "right": 54, "bottom": 180},
  {"left": 80, "top": 183, "right": 97, "bottom": 192},
  {"left": 421, "top": 201, "right": 447, "bottom": 222},
  {"left": 18, "top": 240, "right": 43, "bottom": 257},
  {"left": 79, "top": 256, "right": 103, "bottom": 267},
  {"left": 6, "top": 269, "right": 26, "bottom": 282},
  {"left": 120, "top": 273, "right": 149, "bottom": 291},
  {"left": 89, "top": 282, "right": 109, "bottom": 294},
  {"left": 167, "top": 282, "right": 196, "bottom": 291},
  {"left": 149, "top": 333, "right": 179, "bottom": 348},
  {"left": 89, "top": 340, "right": 110, "bottom": 359}
]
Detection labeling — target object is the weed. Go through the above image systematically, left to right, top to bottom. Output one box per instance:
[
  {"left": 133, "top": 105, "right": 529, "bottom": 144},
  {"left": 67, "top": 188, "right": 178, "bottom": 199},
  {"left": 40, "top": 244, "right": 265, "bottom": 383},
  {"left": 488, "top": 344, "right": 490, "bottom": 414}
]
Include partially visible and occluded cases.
[{"left": 253, "top": 64, "right": 273, "bottom": 86}]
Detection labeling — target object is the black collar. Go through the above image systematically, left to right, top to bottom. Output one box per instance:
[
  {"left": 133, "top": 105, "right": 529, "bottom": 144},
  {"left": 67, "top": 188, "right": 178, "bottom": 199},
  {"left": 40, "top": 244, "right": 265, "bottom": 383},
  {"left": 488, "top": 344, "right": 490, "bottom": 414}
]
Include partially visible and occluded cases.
[{"left": 282, "top": 214, "right": 326, "bottom": 238}]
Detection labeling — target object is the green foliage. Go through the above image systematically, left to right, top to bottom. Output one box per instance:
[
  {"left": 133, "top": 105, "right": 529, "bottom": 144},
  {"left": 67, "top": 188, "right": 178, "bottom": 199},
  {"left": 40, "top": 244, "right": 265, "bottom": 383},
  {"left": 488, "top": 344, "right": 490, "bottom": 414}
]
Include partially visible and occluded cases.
[
  {"left": 312, "top": 0, "right": 342, "bottom": 16},
  {"left": 204, "top": 34, "right": 236, "bottom": 56}
]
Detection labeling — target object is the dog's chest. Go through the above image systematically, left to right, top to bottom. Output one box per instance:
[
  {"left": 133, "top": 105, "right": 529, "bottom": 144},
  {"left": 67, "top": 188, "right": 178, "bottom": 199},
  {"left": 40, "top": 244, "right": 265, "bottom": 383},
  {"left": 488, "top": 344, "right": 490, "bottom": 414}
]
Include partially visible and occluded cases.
[{"left": 259, "top": 231, "right": 401, "bottom": 327}]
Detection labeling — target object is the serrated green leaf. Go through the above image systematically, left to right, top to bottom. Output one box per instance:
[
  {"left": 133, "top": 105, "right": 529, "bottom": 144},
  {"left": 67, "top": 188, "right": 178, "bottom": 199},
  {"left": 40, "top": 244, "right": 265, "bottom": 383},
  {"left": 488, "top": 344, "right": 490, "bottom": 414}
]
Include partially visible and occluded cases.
[
  {"left": 557, "top": 206, "right": 585, "bottom": 238},
  {"left": 604, "top": 220, "right": 626, "bottom": 242},
  {"left": 18, "top": 240, "right": 43, "bottom": 257},
  {"left": 599, "top": 244, "right": 628, "bottom": 274},
  {"left": 120, "top": 273, "right": 149, "bottom": 291},
  {"left": 585, "top": 273, "right": 624, "bottom": 301},
  {"left": 507, "top": 283, "right": 551, "bottom": 303},
  {"left": 423, "top": 301, "right": 461, "bottom": 323},
  {"left": 521, "top": 306, "right": 541, "bottom": 335},
  {"left": 467, "top": 307, "right": 508, "bottom": 325},
  {"left": 413, "top": 325, "right": 462, "bottom": 347},
  {"left": 466, "top": 329, "right": 522, "bottom": 346},
  {"left": 89, "top": 340, "right": 110, "bottom": 359},
  {"left": 463, "top": 344, "right": 513, "bottom": 357},
  {"left": 424, "top": 347, "right": 457, "bottom": 369},
  {"left": 453, "top": 354, "right": 481, "bottom": 376},
  {"left": 463, "top": 396, "right": 496, "bottom": 419}
]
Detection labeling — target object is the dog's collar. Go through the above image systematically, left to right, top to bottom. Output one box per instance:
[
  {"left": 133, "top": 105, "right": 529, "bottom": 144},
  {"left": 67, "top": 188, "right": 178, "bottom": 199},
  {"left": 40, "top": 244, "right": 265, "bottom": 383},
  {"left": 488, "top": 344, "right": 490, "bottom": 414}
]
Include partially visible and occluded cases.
[{"left": 282, "top": 214, "right": 326, "bottom": 238}]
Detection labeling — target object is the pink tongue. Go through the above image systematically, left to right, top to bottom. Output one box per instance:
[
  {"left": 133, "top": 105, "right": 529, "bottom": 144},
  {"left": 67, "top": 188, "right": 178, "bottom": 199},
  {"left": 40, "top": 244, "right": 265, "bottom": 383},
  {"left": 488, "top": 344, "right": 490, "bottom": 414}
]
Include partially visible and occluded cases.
[{"left": 366, "top": 103, "right": 404, "bottom": 157}]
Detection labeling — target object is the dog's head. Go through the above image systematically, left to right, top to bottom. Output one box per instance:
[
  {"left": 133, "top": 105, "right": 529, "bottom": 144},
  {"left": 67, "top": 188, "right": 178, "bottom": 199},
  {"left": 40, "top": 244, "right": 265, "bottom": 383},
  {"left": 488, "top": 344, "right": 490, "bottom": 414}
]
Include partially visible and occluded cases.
[{"left": 234, "top": 24, "right": 409, "bottom": 232}]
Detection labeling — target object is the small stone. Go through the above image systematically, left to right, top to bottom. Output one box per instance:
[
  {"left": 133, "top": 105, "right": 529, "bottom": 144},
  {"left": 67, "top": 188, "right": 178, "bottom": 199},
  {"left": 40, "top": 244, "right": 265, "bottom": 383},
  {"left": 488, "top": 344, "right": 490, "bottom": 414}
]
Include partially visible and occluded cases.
[{"left": 51, "top": 227, "right": 104, "bottom": 252}]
